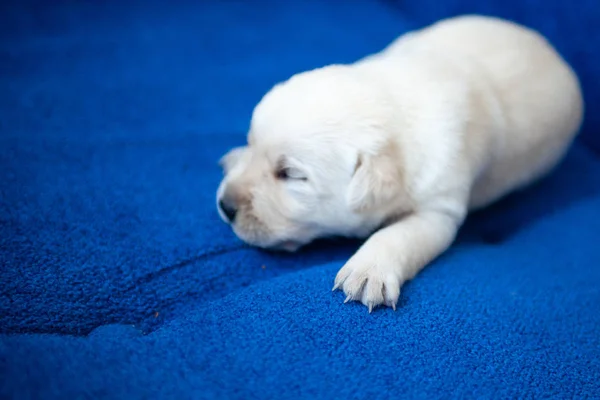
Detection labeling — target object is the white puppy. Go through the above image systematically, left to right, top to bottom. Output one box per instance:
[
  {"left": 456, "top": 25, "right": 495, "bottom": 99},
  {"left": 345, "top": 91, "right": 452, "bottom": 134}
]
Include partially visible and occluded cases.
[{"left": 216, "top": 15, "right": 583, "bottom": 311}]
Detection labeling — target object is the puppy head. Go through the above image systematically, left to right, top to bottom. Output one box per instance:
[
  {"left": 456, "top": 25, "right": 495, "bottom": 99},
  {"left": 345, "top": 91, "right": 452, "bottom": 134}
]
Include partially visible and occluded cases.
[{"left": 216, "top": 65, "right": 405, "bottom": 251}]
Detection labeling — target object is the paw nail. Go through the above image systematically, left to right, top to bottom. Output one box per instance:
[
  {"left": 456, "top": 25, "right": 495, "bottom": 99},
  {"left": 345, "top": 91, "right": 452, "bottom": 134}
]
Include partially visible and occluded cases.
[
  {"left": 332, "top": 283, "right": 340, "bottom": 292},
  {"left": 344, "top": 295, "right": 352, "bottom": 304},
  {"left": 368, "top": 303, "right": 373, "bottom": 314}
]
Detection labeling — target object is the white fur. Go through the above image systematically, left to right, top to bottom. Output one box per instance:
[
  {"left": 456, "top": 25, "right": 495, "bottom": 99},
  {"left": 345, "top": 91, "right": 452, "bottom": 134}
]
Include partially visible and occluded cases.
[{"left": 216, "top": 15, "right": 584, "bottom": 311}]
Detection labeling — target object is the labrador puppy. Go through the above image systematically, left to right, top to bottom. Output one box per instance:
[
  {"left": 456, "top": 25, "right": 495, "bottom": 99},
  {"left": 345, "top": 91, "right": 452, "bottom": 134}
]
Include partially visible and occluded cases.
[{"left": 216, "top": 15, "right": 584, "bottom": 312}]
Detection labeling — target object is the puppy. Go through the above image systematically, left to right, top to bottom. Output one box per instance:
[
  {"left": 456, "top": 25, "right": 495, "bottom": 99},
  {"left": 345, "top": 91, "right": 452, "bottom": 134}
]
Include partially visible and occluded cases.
[{"left": 216, "top": 15, "right": 583, "bottom": 312}]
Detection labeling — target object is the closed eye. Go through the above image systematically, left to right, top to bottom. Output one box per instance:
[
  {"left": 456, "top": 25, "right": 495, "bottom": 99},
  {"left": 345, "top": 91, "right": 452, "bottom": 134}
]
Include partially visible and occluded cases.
[{"left": 275, "top": 166, "right": 307, "bottom": 181}]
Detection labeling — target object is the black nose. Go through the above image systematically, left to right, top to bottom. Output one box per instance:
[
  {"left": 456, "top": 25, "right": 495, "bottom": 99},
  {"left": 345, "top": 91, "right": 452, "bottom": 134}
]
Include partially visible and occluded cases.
[{"left": 219, "top": 198, "right": 237, "bottom": 223}]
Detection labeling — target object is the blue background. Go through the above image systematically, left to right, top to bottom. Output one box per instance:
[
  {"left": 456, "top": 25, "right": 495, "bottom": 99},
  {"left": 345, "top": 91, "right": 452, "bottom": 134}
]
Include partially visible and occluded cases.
[{"left": 1, "top": 1, "right": 599, "bottom": 398}]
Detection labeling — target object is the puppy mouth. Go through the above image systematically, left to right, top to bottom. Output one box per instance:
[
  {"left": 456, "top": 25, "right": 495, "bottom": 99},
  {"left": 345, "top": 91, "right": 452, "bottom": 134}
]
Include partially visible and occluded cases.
[{"left": 220, "top": 206, "right": 305, "bottom": 252}]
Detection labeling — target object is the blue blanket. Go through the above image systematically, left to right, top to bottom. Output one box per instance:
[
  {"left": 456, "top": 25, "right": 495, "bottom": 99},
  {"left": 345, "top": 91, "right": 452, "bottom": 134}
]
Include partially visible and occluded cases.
[{"left": 1, "top": 1, "right": 599, "bottom": 398}]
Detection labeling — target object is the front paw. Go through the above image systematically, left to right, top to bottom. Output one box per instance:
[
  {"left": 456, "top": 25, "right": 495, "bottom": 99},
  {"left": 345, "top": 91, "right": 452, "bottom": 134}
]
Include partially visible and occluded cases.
[{"left": 332, "top": 246, "right": 403, "bottom": 312}]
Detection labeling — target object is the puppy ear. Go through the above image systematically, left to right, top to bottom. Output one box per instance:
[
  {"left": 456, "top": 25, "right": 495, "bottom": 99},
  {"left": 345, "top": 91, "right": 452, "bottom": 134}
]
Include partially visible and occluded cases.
[
  {"left": 219, "top": 146, "right": 248, "bottom": 174},
  {"left": 346, "top": 149, "right": 406, "bottom": 213}
]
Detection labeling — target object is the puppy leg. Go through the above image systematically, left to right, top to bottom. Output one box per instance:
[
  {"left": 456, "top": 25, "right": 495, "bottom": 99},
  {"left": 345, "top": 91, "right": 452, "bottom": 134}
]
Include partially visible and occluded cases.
[{"left": 333, "top": 207, "right": 465, "bottom": 311}]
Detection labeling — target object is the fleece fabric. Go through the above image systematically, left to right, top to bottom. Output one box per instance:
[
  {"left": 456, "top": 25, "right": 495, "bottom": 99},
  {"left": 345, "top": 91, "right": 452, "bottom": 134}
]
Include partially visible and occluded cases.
[{"left": 1, "top": 1, "right": 599, "bottom": 399}]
